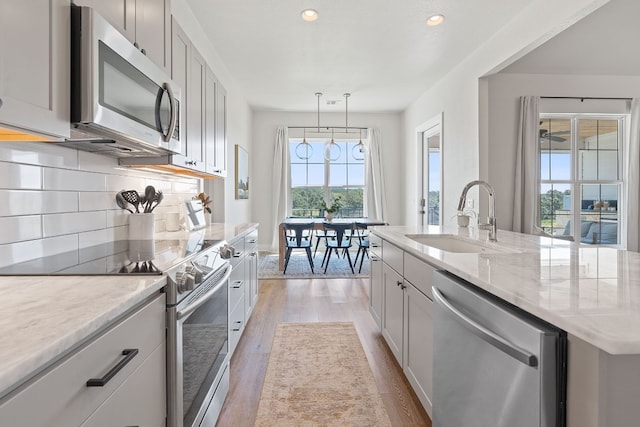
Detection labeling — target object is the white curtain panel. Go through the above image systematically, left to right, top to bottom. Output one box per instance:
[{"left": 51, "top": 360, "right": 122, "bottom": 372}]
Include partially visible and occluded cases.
[
  {"left": 512, "top": 96, "right": 542, "bottom": 235},
  {"left": 625, "top": 98, "right": 640, "bottom": 251},
  {"left": 270, "top": 126, "right": 291, "bottom": 251},
  {"left": 364, "top": 127, "right": 388, "bottom": 221}
]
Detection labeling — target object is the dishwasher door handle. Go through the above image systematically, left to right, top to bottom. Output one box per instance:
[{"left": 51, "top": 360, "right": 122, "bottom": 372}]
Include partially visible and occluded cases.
[{"left": 432, "top": 286, "right": 538, "bottom": 367}]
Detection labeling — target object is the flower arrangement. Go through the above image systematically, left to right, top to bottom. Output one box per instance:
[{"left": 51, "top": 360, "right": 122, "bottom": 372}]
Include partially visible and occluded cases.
[
  {"left": 194, "top": 192, "right": 212, "bottom": 214},
  {"left": 321, "top": 195, "right": 344, "bottom": 214}
]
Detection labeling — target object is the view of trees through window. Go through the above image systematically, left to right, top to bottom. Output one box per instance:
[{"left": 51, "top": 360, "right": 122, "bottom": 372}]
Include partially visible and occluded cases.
[
  {"left": 539, "top": 116, "right": 622, "bottom": 245},
  {"left": 290, "top": 139, "right": 364, "bottom": 218}
]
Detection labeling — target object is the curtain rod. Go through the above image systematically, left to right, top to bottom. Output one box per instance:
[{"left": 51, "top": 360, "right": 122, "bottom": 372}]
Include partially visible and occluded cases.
[
  {"left": 541, "top": 96, "right": 632, "bottom": 101},
  {"left": 287, "top": 126, "right": 368, "bottom": 130}
]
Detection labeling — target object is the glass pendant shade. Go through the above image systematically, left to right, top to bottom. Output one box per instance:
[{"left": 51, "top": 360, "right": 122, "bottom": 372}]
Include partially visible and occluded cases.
[
  {"left": 295, "top": 129, "right": 313, "bottom": 160},
  {"left": 325, "top": 130, "right": 341, "bottom": 161}
]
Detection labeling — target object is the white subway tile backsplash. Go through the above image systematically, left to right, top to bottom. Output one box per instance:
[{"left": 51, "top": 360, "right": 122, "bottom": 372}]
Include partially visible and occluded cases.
[
  {"left": 0, "top": 142, "right": 78, "bottom": 169},
  {"left": 0, "top": 144, "right": 201, "bottom": 262},
  {"left": 77, "top": 150, "right": 119, "bottom": 174},
  {"left": 0, "top": 162, "right": 42, "bottom": 189},
  {"left": 43, "top": 168, "right": 106, "bottom": 191},
  {"left": 0, "top": 191, "right": 77, "bottom": 216},
  {"left": 80, "top": 192, "right": 120, "bottom": 212},
  {"left": 108, "top": 210, "right": 130, "bottom": 228},
  {"left": 43, "top": 211, "right": 107, "bottom": 237},
  {"left": 0, "top": 216, "right": 42, "bottom": 244},
  {"left": 79, "top": 229, "right": 110, "bottom": 249},
  {"left": 0, "top": 235, "right": 77, "bottom": 269}
]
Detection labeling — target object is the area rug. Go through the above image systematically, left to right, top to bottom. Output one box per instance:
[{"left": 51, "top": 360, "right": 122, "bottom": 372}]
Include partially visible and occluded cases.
[
  {"left": 258, "top": 251, "right": 369, "bottom": 279},
  {"left": 254, "top": 322, "right": 391, "bottom": 426}
]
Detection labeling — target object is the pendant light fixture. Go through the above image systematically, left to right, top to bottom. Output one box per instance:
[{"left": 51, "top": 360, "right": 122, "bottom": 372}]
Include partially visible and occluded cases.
[
  {"left": 324, "top": 93, "right": 350, "bottom": 162},
  {"left": 295, "top": 127, "right": 313, "bottom": 160},
  {"left": 325, "top": 128, "right": 341, "bottom": 161},
  {"left": 352, "top": 128, "right": 365, "bottom": 161}
]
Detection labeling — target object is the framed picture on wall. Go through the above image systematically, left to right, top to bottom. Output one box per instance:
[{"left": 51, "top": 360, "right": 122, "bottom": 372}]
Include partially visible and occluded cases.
[{"left": 235, "top": 144, "right": 249, "bottom": 199}]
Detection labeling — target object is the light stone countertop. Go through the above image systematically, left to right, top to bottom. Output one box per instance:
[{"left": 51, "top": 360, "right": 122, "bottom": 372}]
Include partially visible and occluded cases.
[
  {"left": 0, "top": 222, "right": 258, "bottom": 399},
  {"left": 372, "top": 225, "right": 640, "bottom": 355}
]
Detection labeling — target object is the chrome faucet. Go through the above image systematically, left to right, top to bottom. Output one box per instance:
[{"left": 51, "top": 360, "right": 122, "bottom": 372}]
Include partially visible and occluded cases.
[{"left": 457, "top": 180, "right": 497, "bottom": 241}]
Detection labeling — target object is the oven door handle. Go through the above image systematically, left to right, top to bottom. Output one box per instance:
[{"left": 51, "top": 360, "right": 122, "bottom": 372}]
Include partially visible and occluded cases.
[{"left": 176, "top": 264, "right": 232, "bottom": 320}]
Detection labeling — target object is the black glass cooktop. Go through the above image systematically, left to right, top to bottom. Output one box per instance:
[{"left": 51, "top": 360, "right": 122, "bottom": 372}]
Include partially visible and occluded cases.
[{"left": 0, "top": 237, "right": 220, "bottom": 276}]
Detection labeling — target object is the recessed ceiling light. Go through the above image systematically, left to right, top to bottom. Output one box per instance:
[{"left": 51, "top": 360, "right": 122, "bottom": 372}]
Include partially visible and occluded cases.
[
  {"left": 301, "top": 9, "right": 319, "bottom": 22},
  {"left": 426, "top": 14, "right": 445, "bottom": 26}
]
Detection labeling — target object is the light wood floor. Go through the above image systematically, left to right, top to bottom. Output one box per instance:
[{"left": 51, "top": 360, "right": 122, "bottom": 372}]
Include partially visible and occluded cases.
[{"left": 216, "top": 277, "right": 432, "bottom": 426}]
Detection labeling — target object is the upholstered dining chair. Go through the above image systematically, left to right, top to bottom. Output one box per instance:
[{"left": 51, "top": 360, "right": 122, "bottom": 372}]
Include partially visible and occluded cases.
[
  {"left": 282, "top": 222, "right": 315, "bottom": 274},
  {"left": 321, "top": 222, "right": 354, "bottom": 274},
  {"left": 353, "top": 222, "right": 370, "bottom": 273}
]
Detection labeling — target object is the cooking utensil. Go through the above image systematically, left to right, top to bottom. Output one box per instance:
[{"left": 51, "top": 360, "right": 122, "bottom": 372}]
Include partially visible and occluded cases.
[
  {"left": 143, "top": 185, "right": 156, "bottom": 212},
  {"left": 121, "top": 190, "right": 140, "bottom": 213},
  {"left": 149, "top": 190, "right": 164, "bottom": 212},
  {"left": 115, "top": 192, "right": 133, "bottom": 213}
]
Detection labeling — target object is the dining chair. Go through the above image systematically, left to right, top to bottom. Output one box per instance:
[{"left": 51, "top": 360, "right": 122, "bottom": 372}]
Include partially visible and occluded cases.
[
  {"left": 282, "top": 222, "right": 315, "bottom": 274},
  {"left": 321, "top": 222, "right": 354, "bottom": 274},
  {"left": 353, "top": 222, "right": 370, "bottom": 273}
]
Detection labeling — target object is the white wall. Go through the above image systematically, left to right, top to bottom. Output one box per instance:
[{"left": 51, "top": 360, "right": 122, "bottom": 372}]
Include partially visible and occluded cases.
[
  {"left": 173, "top": 0, "right": 254, "bottom": 225},
  {"left": 401, "top": 0, "right": 609, "bottom": 229},
  {"left": 485, "top": 73, "right": 640, "bottom": 230},
  {"left": 252, "top": 111, "right": 402, "bottom": 251}
]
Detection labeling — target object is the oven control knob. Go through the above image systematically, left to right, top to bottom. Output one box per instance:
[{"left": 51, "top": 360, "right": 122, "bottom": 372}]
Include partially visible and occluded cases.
[
  {"left": 185, "top": 265, "right": 203, "bottom": 284},
  {"left": 175, "top": 271, "right": 196, "bottom": 293}
]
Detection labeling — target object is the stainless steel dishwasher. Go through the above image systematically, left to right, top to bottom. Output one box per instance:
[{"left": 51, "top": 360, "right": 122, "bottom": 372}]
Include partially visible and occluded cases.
[{"left": 432, "top": 271, "right": 566, "bottom": 427}]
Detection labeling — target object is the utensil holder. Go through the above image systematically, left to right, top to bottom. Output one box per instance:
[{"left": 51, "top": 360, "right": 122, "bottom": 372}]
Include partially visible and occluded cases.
[{"left": 129, "top": 213, "right": 155, "bottom": 261}]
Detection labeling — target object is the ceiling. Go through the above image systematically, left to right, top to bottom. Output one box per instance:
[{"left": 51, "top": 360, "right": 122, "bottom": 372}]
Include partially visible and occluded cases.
[
  {"left": 185, "top": 0, "right": 535, "bottom": 113},
  {"left": 501, "top": 0, "right": 640, "bottom": 75}
]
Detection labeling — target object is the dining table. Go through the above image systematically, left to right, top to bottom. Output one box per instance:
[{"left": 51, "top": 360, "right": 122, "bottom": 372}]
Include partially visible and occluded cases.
[{"left": 278, "top": 218, "right": 387, "bottom": 271}]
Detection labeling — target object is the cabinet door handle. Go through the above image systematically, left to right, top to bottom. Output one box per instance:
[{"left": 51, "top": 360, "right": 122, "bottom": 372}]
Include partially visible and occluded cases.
[
  {"left": 140, "top": 48, "right": 146, "bottom": 56},
  {"left": 396, "top": 281, "right": 403, "bottom": 287},
  {"left": 232, "top": 321, "right": 243, "bottom": 331},
  {"left": 86, "top": 349, "right": 139, "bottom": 387}
]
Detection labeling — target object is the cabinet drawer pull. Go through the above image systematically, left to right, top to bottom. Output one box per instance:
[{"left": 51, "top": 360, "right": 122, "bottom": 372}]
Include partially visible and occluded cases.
[
  {"left": 233, "top": 251, "right": 243, "bottom": 258},
  {"left": 232, "top": 280, "right": 243, "bottom": 289},
  {"left": 232, "top": 321, "right": 243, "bottom": 331},
  {"left": 86, "top": 349, "right": 139, "bottom": 387}
]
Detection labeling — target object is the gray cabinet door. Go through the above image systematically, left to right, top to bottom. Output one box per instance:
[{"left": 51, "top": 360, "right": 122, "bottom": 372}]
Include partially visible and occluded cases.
[
  {"left": 0, "top": 0, "right": 69, "bottom": 138},
  {"left": 135, "top": 0, "right": 171, "bottom": 71},
  {"left": 369, "top": 253, "right": 383, "bottom": 329},
  {"left": 382, "top": 262, "right": 404, "bottom": 364}
]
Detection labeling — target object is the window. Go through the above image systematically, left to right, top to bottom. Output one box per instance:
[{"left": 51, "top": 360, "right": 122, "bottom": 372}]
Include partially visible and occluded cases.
[
  {"left": 539, "top": 115, "right": 623, "bottom": 245},
  {"left": 290, "top": 138, "right": 364, "bottom": 218}
]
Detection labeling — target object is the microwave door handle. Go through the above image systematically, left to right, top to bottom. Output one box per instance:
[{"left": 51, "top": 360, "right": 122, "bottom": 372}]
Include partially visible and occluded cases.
[{"left": 163, "top": 82, "right": 177, "bottom": 143}]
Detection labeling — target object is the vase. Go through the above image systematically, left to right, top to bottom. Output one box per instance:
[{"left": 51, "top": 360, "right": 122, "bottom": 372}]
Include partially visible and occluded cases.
[
  {"left": 205, "top": 212, "right": 212, "bottom": 226},
  {"left": 326, "top": 212, "right": 334, "bottom": 221}
]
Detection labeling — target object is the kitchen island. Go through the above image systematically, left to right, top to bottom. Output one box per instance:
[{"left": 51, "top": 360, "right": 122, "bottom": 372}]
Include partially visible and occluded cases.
[
  {"left": 0, "top": 222, "right": 257, "bottom": 420},
  {"left": 372, "top": 225, "right": 640, "bottom": 427}
]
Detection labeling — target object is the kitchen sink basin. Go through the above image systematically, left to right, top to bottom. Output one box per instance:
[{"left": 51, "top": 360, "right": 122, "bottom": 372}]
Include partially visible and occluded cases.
[{"left": 405, "top": 234, "right": 519, "bottom": 254}]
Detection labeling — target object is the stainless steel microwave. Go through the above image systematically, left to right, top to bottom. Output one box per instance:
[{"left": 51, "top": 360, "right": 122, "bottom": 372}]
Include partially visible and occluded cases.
[{"left": 65, "top": 5, "right": 182, "bottom": 158}]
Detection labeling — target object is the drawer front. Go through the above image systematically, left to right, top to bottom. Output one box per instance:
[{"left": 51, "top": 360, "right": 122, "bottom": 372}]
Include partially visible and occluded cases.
[
  {"left": 244, "top": 229, "right": 258, "bottom": 252},
  {"left": 370, "top": 234, "right": 382, "bottom": 257},
  {"left": 229, "top": 237, "right": 245, "bottom": 267},
  {"left": 384, "top": 241, "right": 403, "bottom": 275},
  {"left": 404, "top": 252, "right": 435, "bottom": 299},
  {"left": 229, "top": 273, "right": 245, "bottom": 313},
  {"left": 0, "top": 294, "right": 165, "bottom": 427},
  {"left": 229, "top": 301, "right": 245, "bottom": 355},
  {"left": 80, "top": 344, "right": 166, "bottom": 427}
]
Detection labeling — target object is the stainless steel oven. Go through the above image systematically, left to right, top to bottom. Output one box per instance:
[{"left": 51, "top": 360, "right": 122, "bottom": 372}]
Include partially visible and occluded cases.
[{"left": 166, "top": 242, "right": 232, "bottom": 427}]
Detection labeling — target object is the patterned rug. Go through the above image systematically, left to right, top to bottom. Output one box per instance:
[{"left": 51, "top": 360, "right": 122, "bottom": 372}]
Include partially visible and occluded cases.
[
  {"left": 258, "top": 250, "right": 370, "bottom": 279},
  {"left": 254, "top": 322, "right": 392, "bottom": 426}
]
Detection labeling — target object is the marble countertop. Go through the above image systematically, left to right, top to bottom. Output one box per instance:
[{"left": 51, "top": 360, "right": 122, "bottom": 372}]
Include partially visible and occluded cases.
[
  {"left": 0, "top": 222, "right": 258, "bottom": 399},
  {"left": 371, "top": 225, "right": 640, "bottom": 355}
]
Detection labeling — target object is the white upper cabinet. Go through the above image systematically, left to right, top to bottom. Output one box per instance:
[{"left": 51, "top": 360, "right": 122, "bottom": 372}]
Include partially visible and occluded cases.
[
  {"left": 0, "top": 0, "right": 70, "bottom": 139},
  {"left": 73, "top": 0, "right": 171, "bottom": 72},
  {"left": 205, "top": 67, "right": 227, "bottom": 176}
]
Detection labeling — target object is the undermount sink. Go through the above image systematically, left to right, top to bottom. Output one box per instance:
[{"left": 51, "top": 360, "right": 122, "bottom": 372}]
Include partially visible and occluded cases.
[{"left": 405, "top": 234, "right": 519, "bottom": 254}]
